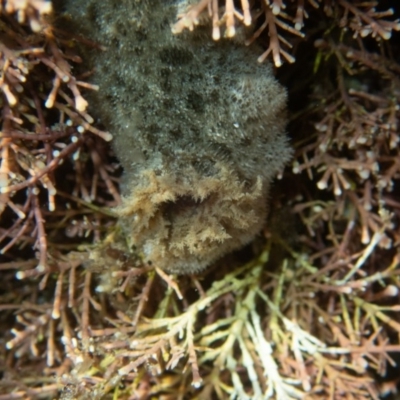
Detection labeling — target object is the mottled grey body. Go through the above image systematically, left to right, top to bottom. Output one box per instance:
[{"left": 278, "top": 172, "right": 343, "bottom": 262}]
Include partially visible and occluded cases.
[{"left": 62, "top": 0, "right": 292, "bottom": 273}]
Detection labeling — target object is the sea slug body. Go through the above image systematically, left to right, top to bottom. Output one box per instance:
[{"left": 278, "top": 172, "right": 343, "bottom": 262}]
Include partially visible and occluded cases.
[{"left": 62, "top": 0, "right": 292, "bottom": 273}]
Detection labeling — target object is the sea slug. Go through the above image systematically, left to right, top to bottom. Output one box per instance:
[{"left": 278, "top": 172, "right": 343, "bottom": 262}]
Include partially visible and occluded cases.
[{"left": 61, "top": 0, "right": 292, "bottom": 273}]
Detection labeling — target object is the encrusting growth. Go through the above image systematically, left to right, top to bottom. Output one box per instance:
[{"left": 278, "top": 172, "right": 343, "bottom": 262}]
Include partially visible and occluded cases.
[{"left": 64, "top": 0, "right": 292, "bottom": 273}]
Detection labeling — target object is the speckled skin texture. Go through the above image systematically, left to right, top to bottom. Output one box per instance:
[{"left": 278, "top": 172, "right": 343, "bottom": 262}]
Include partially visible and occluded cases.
[{"left": 61, "top": 0, "right": 292, "bottom": 273}]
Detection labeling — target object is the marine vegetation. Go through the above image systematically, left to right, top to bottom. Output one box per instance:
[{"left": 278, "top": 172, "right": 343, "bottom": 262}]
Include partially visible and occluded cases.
[{"left": 1, "top": 0, "right": 400, "bottom": 399}]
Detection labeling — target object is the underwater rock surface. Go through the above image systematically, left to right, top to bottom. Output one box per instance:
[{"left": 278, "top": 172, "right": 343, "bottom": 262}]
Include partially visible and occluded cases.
[{"left": 62, "top": 0, "right": 292, "bottom": 273}]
